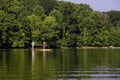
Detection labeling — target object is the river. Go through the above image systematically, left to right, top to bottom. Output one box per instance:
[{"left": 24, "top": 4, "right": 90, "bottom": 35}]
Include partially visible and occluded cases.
[{"left": 0, "top": 48, "right": 120, "bottom": 80}]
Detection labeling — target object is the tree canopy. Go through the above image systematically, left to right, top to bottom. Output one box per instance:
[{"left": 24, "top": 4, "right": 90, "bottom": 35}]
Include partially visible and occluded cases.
[{"left": 0, "top": 0, "right": 120, "bottom": 48}]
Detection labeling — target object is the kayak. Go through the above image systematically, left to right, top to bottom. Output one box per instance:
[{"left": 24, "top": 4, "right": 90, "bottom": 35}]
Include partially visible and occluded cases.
[
  {"left": 32, "top": 48, "right": 52, "bottom": 51},
  {"left": 39, "top": 49, "right": 52, "bottom": 51}
]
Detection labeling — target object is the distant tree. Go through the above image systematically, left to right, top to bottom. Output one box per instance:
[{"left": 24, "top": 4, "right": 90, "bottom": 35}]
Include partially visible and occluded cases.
[
  {"left": 0, "top": 0, "right": 120, "bottom": 48},
  {"left": 39, "top": 0, "right": 57, "bottom": 14},
  {"left": 49, "top": 9, "right": 63, "bottom": 45},
  {"left": 0, "top": 10, "right": 6, "bottom": 47},
  {"left": 107, "top": 11, "right": 120, "bottom": 26},
  {"left": 27, "top": 14, "right": 42, "bottom": 46},
  {"left": 41, "top": 16, "right": 58, "bottom": 47},
  {"left": 109, "top": 27, "right": 120, "bottom": 46}
]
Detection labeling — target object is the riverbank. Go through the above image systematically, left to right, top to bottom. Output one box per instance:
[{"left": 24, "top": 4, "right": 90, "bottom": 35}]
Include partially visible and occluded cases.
[
  {"left": 1, "top": 46, "right": 120, "bottom": 49},
  {"left": 60, "top": 46, "right": 120, "bottom": 49},
  {"left": 77, "top": 46, "right": 120, "bottom": 49}
]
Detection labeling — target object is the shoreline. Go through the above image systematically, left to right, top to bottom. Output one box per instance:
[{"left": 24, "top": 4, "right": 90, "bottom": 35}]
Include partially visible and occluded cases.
[
  {"left": 1, "top": 46, "right": 120, "bottom": 49},
  {"left": 61, "top": 46, "right": 120, "bottom": 49},
  {"left": 77, "top": 46, "right": 120, "bottom": 49}
]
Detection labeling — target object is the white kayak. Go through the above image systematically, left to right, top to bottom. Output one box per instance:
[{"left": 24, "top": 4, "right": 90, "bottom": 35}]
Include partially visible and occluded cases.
[
  {"left": 32, "top": 48, "right": 52, "bottom": 51},
  {"left": 39, "top": 49, "right": 52, "bottom": 51}
]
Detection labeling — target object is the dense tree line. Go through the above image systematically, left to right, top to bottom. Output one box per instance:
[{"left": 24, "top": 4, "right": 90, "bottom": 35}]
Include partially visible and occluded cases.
[{"left": 0, "top": 0, "right": 120, "bottom": 48}]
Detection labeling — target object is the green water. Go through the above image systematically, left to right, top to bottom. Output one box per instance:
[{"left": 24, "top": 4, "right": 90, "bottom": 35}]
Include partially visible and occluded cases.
[{"left": 0, "top": 48, "right": 120, "bottom": 80}]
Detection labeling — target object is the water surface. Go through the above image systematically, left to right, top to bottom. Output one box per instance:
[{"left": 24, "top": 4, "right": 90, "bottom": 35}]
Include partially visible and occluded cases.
[{"left": 0, "top": 48, "right": 120, "bottom": 80}]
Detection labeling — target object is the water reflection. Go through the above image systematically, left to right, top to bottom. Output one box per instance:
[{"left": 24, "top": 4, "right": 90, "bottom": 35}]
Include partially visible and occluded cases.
[
  {"left": 0, "top": 49, "right": 120, "bottom": 80},
  {"left": 31, "top": 49, "right": 35, "bottom": 79},
  {"left": 31, "top": 49, "right": 49, "bottom": 80},
  {"left": 31, "top": 49, "right": 47, "bottom": 69},
  {"left": 56, "top": 49, "right": 120, "bottom": 80},
  {"left": 43, "top": 51, "right": 46, "bottom": 66}
]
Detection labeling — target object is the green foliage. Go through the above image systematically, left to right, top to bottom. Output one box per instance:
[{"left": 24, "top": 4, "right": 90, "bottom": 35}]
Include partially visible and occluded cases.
[
  {"left": 0, "top": 0, "right": 120, "bottom": 48},
  {"left": 39, "top": 0, "right": 57, "bottom": 14},
  {"left": 49, "top": 9, "right": 63, "bottom": 25},
  {"left": 107, "top": 11, "right": 120, "bottom": 26},
  {"left": 27, "top": 14, "right": 42, "bottom": 46},
  {"left": 41, "top": 16, "right": 59, "bottom": 47},
  {"left": 109, "top": 27, "right": 120, "bottom": 46}
]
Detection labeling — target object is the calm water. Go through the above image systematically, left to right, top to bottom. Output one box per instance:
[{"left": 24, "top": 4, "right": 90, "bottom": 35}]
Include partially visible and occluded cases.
[{"left": 0, "top": 48, "right": 120, "bottom": 80}]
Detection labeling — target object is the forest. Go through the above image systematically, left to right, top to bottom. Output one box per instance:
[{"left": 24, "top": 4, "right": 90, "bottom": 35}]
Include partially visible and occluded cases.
[{"left": 0, "top": 0, "right": 120, "bottom": 48}]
